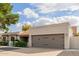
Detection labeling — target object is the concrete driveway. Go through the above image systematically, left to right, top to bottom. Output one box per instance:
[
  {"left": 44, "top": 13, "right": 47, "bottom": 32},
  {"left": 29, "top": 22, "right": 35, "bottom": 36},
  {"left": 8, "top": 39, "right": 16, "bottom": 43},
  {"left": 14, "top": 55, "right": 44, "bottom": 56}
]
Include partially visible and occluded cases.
[
  {"left": 0, "top": 47, "right": 79, "bottom": 56},
  {"left": 0, "top": 47, "right": 62, "bottom": 56}
]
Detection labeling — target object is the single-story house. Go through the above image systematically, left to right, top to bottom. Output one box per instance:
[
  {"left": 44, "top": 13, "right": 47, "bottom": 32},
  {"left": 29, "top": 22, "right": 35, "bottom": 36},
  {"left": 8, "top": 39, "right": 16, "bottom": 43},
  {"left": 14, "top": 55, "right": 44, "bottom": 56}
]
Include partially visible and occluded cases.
[
  {"left": 0, "top": 22, "right": 78, "bottom": 49},
  {"left": 28, "top": 22, "right": 74, "bottom": 49},
  {"left": 0, "top": 31, "right": 29, "bottom": 46},
  {"left": 1, "top": 31, "right": 29, "bottom": 40}
]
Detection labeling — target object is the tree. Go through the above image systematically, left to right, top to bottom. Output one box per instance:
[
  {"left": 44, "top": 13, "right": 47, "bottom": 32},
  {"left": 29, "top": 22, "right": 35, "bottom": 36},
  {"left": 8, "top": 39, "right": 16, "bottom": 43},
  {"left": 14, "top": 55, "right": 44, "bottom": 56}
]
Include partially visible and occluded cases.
[
  {"left": 0, "top": 3, "right": 19, "bottom": 33},
  {"left": 22, "top": 24, "right": 31, "bottom": 31}
]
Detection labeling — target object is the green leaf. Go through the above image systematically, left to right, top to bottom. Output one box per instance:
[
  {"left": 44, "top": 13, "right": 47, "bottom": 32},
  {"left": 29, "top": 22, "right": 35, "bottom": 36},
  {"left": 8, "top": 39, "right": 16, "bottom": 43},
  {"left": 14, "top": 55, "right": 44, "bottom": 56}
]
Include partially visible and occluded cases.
[{"left": 0, "top": 3, "right": 19, "bottom": 32}]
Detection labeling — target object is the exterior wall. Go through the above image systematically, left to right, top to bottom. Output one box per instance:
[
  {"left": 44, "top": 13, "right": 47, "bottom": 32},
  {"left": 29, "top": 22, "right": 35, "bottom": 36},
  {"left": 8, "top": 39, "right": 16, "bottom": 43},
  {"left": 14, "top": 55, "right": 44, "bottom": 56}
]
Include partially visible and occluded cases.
[
  {"left": 28, "top": 23, "right": 71, "bottom": 49},
  {"left": 29, "top": 23, "right": 69, "bottom": 35},
  {"left": 64, "top": 33, "right": 70, "bottom": 49},
  {"left": 27, "top": 34, "right": 32, "bottom": 47},
  {"left": 0, "top": 35, "right": 3, "bottom": 41},
  {"left": 1, "top": 35, "right": 20, "bottom": 47},
  {"left": 70, "top": 36, "right": 79, "bottom": 49}
]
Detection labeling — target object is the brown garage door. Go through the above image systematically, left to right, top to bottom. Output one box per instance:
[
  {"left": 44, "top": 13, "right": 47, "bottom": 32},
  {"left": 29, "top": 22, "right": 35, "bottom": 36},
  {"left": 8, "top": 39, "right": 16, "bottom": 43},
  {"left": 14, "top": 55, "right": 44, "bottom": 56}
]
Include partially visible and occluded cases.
[{"left": 32, "top": 34, "right": 64, "bottom": 49}]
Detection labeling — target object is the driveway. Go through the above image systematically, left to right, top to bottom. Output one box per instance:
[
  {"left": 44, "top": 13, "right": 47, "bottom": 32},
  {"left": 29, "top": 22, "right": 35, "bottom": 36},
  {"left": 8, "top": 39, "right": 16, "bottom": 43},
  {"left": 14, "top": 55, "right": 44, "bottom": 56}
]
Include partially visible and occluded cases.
[{"left": 0, "top": 47, "right": 79, "bottom": 56}]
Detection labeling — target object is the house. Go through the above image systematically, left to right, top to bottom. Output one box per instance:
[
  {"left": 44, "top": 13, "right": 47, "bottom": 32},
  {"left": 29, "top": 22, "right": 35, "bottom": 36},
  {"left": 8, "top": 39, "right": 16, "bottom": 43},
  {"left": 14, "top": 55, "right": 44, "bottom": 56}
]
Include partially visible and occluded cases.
[
  {"left": 0, "top": 22, "right": 78, "bottom": 49},
  {"left": 28, "top": 22, "right": 73, "bottom": 49},
  {"left": 71, "top": 26, "right": 77, "bottom": 36},
  {"left": 71, "top": 26, "right": 79, "bottom": 36},
  {"left": 0, "top": 31, "right": 29, "bottom": 46},
  {"left": 1, "top": 32, "right": 20, "bottom": 42}
]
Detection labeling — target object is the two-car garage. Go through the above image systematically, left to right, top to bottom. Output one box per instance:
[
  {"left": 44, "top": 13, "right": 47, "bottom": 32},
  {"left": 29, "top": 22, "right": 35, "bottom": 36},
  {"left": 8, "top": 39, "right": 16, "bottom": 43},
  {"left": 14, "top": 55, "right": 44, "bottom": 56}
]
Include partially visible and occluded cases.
[
  {"left": 28, "top": 23, "right": 71, "bottom": 49},
  {"left": 32, "top": 34, "right": 64, "bottom": 49}
]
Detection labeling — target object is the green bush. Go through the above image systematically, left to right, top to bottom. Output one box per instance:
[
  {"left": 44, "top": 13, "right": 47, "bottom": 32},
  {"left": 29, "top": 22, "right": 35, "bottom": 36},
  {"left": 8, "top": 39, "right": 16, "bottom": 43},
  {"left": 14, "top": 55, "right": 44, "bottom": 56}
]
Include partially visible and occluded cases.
[
  {"left": 13, "top": 40, "right": 27, "bottom": 47},
  {"left": 0, "top": 41, "right": 8, "bottom": 46}
]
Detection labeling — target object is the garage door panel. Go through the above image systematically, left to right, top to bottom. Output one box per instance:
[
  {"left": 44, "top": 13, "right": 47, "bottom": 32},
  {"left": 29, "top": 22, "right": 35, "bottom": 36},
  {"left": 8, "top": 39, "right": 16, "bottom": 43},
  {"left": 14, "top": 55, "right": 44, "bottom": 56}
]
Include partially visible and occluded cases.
[{"left": 32, "top": 34, "right": 64, "bottom": 49}]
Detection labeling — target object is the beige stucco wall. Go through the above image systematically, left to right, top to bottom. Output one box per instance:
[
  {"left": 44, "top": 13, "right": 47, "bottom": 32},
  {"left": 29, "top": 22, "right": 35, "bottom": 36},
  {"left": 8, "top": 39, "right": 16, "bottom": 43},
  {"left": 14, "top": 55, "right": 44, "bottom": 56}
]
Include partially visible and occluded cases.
[
  {"left": 28, "top": 22, "right": 71, "bottom": 49},
  {"left": 29, "top": 23, "right": 69, "bottom": 35},
  {"left": 70, "top": 36, "right": 79, "bottom": 49}
]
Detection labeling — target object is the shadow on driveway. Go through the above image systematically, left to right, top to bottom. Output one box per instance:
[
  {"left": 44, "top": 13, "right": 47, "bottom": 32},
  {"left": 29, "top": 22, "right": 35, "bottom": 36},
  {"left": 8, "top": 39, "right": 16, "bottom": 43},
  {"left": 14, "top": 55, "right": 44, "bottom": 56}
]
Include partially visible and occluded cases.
[{"left": 0, "top": 47, "right": 19, "bottom": 51}]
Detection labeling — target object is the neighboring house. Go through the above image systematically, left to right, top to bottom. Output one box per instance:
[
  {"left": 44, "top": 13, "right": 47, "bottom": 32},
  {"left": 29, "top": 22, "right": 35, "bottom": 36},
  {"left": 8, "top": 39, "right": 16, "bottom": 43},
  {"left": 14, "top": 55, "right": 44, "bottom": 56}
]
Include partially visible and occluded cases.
[
  {"left": 28, "top": 22, "right": 72, "bottom": 49},
  {"left": 71, "top": 26, "right": 77, "bottom": 36},
  {"left": 71, "top": 26, "right": 79, "bottom": 36},
  {"left": 0, "top": 31, "right": 29, "bottom": 46},
  {"left": 1, "top": 32, "right": 20, "bottom": 42}
]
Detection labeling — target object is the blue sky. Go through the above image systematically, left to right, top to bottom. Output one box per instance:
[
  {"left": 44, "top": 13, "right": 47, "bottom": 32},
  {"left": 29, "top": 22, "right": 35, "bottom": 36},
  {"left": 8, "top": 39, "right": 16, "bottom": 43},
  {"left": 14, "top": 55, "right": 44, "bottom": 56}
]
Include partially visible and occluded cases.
[{"left": 9, "top": 3, "right": 79, "bottom": 32}]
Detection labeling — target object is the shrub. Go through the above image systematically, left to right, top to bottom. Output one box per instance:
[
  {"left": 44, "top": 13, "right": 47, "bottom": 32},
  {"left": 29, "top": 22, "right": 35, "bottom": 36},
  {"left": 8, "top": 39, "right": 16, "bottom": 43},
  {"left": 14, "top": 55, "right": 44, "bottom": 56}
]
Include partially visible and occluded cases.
[
  {"left": 13, "top": 40, "right": 27, "bottom": 47},
  {"left": 0, "top": 41, "right": 8, "bottom": 46}
]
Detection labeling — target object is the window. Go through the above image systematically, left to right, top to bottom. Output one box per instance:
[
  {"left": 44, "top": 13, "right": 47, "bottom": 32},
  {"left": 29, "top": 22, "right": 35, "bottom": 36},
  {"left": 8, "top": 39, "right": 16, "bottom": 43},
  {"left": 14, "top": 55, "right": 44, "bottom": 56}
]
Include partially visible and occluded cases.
[
  {"left": 3, "top": 37, "right": 6, "bottom": 41},
  {"left": 11, "top": 37, "right": 15, "bottom": 41}
]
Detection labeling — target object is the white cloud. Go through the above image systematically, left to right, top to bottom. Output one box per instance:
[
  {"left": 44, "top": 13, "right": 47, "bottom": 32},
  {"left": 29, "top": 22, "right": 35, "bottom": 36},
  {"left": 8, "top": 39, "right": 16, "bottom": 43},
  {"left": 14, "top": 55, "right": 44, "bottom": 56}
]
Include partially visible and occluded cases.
[
  {"left": 33, "top": 3, "right": 79, "bottom": 13},
  {"left": 15, "top": 4, "right": 79, "bottom": 28},
  {"left": 23, "top": 8, "right": 39, "bottom": 18},
  {"left": 16, "top": 11, "right": 22, "bottom": 15},
  {"left": 15, "top": 16, "right": 79, "bottom": 30},
  {"left": 32, "top": 16, "right": 79, "bottom": 27},
  {"left": 52, "top": 16, "right": 79, "bottom": 26},
  {"left": 67, "top": 16, "right": 79, "bottom": 26},
  {"left": 32, "top": 17, "right": 56, "bottom": 26},
  {"left": 16, "top": 21, "right": 32, "bottom": 29},
  {"left": 22, "top": 21, "right": 32, "bottom": 26},
  {"left": 26, "top": 21, "right": 32, "bottom": 25},
  {"left": 9, "top": 23, "right": 23, "bottom": 32},
  {"left": 16, "top": 23, "right": 22, "bottom": 28}
]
